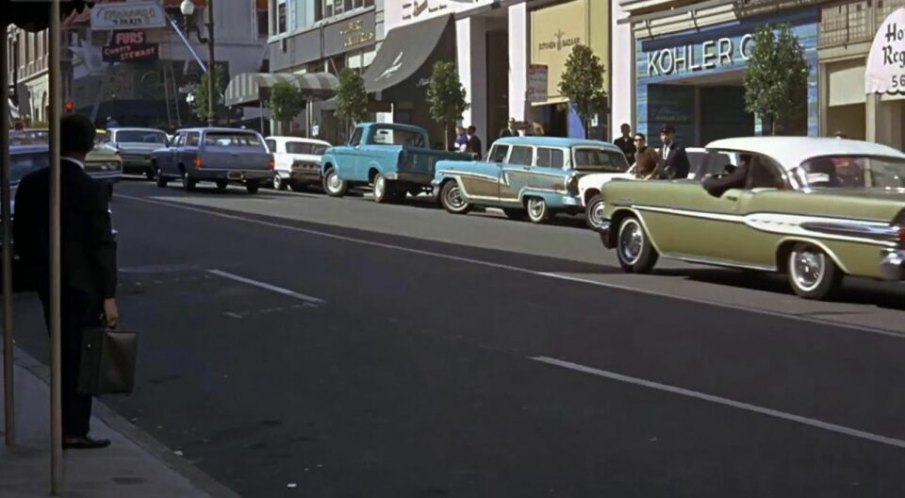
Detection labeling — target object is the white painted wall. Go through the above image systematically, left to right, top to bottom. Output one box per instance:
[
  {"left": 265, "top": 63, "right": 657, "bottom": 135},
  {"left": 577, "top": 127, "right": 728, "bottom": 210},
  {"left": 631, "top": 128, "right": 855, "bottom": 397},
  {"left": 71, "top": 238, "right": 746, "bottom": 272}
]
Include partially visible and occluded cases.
[
  {"left": 610, "top": 0, "right": 633, "bottom": 137},
  {"left": 508, "top": 3, "right": 528, "bottom": 122},
  {"left": 457, "top": 16, "right": 488, "bottom": 141}
]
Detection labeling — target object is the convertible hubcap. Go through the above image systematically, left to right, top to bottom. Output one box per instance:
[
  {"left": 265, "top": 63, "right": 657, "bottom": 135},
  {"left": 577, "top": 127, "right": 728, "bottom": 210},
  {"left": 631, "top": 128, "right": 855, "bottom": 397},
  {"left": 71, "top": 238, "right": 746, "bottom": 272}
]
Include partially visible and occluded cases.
[
  {"left": 446, "top": 185, "right": 465, "bottom": 209},
  {"left": 528, "top": 199, "right": 545, "bottom": 218},
  {"left": 589, "top": 201, "right": 606, "bottom": 227},
  {"left": 619, "top": 222, "right": 643, "bottom": 264},
  {"left": 792, "top": 250, "right": 825, "bottom": 291}
]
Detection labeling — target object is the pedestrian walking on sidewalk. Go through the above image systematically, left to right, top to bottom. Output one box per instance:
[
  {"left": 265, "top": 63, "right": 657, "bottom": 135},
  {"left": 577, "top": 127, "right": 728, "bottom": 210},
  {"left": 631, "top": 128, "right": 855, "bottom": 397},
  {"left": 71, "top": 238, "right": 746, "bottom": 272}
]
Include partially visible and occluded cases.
[
  {"left": 14, "top": 114, "right": 119, "bottom": 450},
  {"left": 614, "top": 123, "right": 636, "bottom": 164},
  {"left": 658, "top": 124, "right": 691, "bottom": 179},
  {"left": 466, "top": 125, "right": 483, "bottom": 157},
  {"left": 454, "top": 126, "right": 468, "bottom": 152}
]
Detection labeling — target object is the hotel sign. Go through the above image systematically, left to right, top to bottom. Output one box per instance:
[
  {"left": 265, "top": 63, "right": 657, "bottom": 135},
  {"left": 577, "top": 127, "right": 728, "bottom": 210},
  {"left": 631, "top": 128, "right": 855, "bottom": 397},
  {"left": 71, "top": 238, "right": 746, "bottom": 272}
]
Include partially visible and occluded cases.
[
  {"left": 867, "top": 8, "right": 905, "bottom": 94},
  {"left": 323, "top": 10, "right": 376, "bottom": 58},
  {"left": 645, "top": 34, "right": 754, "bottom": 77}
]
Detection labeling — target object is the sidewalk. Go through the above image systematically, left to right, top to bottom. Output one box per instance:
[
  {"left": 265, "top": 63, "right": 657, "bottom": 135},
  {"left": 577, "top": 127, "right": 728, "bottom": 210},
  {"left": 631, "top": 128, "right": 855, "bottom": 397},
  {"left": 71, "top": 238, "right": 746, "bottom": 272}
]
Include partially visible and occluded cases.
[{"left": 0, "top": 348, "right": 239, "bottom": 498}]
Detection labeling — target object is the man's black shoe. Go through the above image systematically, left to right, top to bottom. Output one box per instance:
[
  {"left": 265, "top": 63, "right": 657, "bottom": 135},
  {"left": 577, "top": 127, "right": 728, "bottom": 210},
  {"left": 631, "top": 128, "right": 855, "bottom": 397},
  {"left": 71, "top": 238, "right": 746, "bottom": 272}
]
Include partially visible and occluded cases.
[{"left": 62, "top": 436, "right": 111, "bottom": 450}]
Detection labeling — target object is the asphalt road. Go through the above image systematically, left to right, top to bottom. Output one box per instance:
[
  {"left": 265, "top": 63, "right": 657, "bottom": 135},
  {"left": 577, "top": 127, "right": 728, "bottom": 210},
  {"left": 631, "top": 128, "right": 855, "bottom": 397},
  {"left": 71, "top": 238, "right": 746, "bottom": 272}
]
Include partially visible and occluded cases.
[{"left": 12, "top": 179, "right": 905, "bottom": 497}]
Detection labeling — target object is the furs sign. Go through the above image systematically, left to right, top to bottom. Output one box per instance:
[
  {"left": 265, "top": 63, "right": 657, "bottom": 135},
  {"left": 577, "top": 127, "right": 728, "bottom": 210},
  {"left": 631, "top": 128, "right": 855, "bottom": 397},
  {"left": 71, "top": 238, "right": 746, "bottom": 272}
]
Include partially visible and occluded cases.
[
  {"left": 102, "top": 31, "right": 158, "bottom": 63},
  {"left": 646, "top": 34, "right": 754, "bottom": 77}
]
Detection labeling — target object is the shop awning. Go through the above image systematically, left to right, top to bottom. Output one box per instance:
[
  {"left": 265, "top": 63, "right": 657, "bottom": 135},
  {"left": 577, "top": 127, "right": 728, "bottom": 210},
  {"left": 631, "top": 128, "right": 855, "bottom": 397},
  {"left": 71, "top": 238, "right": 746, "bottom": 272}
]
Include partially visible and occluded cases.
[
  {"left": 362, "top": 14, "right": 453, "bottom": 95},
  {"left": 224, "top": 72, "right": 339, "bottom": 107}
]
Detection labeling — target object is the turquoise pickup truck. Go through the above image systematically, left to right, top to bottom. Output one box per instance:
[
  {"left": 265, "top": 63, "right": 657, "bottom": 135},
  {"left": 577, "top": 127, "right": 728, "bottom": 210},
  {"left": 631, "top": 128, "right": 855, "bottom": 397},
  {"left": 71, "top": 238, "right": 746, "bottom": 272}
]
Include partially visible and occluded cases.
[{"left": 320, "top": 123, "right": 472, "bottom": 203}]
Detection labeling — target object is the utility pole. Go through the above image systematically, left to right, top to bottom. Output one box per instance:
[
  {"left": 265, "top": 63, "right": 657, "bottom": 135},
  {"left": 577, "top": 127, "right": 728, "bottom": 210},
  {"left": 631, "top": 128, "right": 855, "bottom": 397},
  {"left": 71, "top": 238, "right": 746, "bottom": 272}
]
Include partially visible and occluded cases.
[{"left": 206, "top": 0, "right": 215, "bottom": 126}]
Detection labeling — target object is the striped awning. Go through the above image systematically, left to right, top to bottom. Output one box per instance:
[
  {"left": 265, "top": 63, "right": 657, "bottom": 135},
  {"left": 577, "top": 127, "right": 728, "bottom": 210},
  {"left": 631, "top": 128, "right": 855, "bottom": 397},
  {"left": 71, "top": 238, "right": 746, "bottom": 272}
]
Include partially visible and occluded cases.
[{"left": 224, "top": 72, "right": 339, "bottom": 107}]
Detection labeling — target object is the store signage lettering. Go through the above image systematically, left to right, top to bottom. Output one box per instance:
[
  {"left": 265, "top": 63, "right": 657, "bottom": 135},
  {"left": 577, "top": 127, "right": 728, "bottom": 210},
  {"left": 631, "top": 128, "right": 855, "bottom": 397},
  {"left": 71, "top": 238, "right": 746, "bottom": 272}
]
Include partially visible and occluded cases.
[
  {"left": 90, "top": 1, "right": 167, "bottom": 30},
  {"left": 866, "top": 8, "right": 905, "bottom": 94},
  {"left": 340, "top": 19, "right": 375, "bottom": 48},
  {"left": 882, "top": 23, "right": 905, "bottom": 68},
  {"left": 538, "top": 29, "right": 581, "bottom": 52},
  {"left": 103, "top": 31, "right": 158, "bottom": 63},
  {"left": 647, "top": 34, "right": 754, "bottom": 76}
]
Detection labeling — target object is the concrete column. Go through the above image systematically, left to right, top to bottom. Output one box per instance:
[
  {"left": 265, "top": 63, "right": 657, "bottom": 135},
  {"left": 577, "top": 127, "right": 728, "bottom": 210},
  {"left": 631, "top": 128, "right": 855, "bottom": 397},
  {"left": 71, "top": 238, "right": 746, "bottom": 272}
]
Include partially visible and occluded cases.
[
  {"left": 610, "top": 0, "right": 633, "bottom": 136},
  {"left": 508, "top": 3, "right": 528, "bottom": 123},
  {"left": 457, "top": 17, "right": 488, "bottom": 142},
  {"left": 818, "top": 62, "right": 828, "bottom": 136},
  {"left": 866, "top": 93, "right": 878, "bottom": 143},
  {"left": 875, "top": 98, "right": 904, "bottom": 149}
]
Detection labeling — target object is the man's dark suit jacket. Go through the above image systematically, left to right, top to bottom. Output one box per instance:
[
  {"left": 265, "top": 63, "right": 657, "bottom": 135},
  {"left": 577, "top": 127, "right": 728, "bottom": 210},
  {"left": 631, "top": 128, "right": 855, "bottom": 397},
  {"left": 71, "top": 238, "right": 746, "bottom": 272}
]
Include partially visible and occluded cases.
[
  {"left": 466, "top": 135, "right": 483, "bottom": 156},
  {"left": 662, "top": 141, "right": 691, "bottom": 180},
  {"left": 14, "top": 159, "right": 117, "bottom": 300}
]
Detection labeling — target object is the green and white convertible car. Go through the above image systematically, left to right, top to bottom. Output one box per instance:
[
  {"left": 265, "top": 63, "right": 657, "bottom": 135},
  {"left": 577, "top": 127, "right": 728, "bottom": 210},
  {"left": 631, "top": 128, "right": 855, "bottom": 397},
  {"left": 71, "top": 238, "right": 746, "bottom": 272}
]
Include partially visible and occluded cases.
[{"left": 595, "top": 137, "right": 905, "bottom": 300}]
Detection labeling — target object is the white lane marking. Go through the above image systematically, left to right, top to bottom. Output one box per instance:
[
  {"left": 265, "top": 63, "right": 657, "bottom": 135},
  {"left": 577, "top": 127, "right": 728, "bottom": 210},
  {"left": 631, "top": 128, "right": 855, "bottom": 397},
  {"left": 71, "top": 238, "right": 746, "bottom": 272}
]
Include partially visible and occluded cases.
[
  {"left": 116, "top": 194, "right": 905, "bottom": 339},
  {"left": 208, "top": 269, "right": 326, "bottom": 305},
  {"left": 225, "top": 312, "right": 245, "bottom": 319},
  {"left": 530, "top": 355, "right": 905, "bottom": 450}
]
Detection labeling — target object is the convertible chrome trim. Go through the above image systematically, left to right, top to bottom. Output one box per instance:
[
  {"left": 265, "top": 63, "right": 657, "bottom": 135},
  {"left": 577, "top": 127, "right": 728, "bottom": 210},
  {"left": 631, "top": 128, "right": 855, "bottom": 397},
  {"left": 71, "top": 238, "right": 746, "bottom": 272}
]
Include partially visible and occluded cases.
[{"left": 799, "top": 221, "right": 900, "bottom": 242}]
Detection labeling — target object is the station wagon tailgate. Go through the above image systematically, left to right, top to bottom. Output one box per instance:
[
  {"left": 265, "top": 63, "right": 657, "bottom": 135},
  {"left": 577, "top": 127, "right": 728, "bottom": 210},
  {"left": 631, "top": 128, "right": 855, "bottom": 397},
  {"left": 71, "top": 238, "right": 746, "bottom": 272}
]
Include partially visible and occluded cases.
[
  {"left": 202, "top": 131, "right": 272, "bottom": 171},
  {"left": 398, "top": 149, "right": 472, "bottom": 182}
]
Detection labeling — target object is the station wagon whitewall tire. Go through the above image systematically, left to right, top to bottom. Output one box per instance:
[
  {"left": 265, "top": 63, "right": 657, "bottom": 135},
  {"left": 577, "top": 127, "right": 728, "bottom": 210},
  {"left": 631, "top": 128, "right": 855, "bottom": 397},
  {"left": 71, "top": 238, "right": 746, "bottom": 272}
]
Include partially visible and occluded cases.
[
  {"left": 323, "top": 167, "right": 348, "bottom": 197},
  {"left": 440, "top": 181, "right": 471, "bottom": 214},
  {"left": 585, "top": 194, "right": 606, "bottom": 230},
  {"left": 526, "top": 198, "right": 551, "bottom": 224},
  {"left": 616, "top": 216, "right": 658, "bottom": 273},
  {"left": 787, "top": 243, "right": 841, "bottom": 300}
]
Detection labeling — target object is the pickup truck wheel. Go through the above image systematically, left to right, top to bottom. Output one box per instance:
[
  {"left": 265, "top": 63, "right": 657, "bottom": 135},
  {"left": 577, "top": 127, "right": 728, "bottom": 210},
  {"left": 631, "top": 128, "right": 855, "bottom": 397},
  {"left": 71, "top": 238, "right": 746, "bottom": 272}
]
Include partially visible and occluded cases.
[
  {"left": 156, "top": 168, "right": 168, "bottom": 188},
  {"left": 323, "top": 168, "right": 347, "bottom": 197},
  {"left": 182, "top": 171, "right": 196, "bottom": 192},
  {"left": 273, "top": 173, "right": 287, "bottom": 190},
  {"left": 373, "top": 174, "right": 394, "bottom": 204},
  {"left": 216, "top": 180, "right": 228, "bottom": 192},
  {"left": 440, "top": 181, "right": 471, "bottom": 215},
  {"left": 246, "top": 182, "right": 260, "bottom": 194},
  {"left": 585, "top": 194, "right": 607, "bottom": 230},
  {"left": 526, "top": 197, "right": 551, "bottom": 224},
  {"left": 616, "top": 216, "right": 658, "bottom": 273},
  {"left": 787, "top": 243, "right": 841, "bottom": 300}
]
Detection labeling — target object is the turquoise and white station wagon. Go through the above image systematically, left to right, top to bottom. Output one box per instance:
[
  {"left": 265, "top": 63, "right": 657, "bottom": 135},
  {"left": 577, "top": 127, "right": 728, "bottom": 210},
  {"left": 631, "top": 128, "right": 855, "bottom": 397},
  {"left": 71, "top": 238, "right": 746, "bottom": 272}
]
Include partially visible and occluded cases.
[{"left": 432, "top": 137, "right": 632, "bottom": 225}]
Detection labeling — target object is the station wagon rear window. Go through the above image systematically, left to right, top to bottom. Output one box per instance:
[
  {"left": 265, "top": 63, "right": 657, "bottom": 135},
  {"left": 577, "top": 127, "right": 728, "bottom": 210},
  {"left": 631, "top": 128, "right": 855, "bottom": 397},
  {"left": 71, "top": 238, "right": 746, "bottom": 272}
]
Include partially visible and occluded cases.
[
  {"left": 204, "top": 132, "right": 264, "bottom": 148},
  {"left": 286, "top": 142, "right": 328, "bottom": 155},
  {"left": 535, "top": 147, "right": 564, "bottom": 168},
  {"left": 573, "top": 148, "right": 630, "bottom": 173}
]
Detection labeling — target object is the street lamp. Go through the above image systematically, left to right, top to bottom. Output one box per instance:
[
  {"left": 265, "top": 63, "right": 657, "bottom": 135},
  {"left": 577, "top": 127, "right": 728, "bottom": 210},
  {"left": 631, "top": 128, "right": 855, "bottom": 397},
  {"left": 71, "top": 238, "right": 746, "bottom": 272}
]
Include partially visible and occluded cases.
[{"left": 180, "top": 0, "right": 216, "bottom": 126}]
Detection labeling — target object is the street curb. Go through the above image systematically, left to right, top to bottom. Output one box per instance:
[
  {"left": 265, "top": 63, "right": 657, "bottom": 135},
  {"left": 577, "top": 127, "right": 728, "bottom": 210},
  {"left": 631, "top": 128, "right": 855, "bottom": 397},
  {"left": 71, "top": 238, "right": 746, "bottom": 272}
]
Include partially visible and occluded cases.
[{"left": 12, "top": 345, "right": 242, "bottom": 498}]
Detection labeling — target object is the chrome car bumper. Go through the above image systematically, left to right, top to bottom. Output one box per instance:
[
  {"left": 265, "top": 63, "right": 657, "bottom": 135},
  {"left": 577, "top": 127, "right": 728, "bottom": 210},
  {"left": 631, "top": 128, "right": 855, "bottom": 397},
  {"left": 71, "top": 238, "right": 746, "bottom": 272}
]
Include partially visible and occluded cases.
[{"left": 880, "top": 249, "right": 905, "bottom": 280}]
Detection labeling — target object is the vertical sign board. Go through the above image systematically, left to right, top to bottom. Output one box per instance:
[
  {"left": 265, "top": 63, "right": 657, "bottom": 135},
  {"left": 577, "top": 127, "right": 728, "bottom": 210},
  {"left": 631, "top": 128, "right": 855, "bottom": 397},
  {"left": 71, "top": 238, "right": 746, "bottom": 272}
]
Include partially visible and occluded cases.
[{"left": 527, "top": 64, "right": 548, "bottom": 103}]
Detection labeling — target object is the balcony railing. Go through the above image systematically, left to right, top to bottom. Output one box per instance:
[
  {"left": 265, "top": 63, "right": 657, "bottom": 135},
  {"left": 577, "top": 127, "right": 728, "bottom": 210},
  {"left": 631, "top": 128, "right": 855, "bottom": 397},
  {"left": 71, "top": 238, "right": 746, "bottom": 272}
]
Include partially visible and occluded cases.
[{"left": 819, "top": 0, "right": 904, "bottom": 48}]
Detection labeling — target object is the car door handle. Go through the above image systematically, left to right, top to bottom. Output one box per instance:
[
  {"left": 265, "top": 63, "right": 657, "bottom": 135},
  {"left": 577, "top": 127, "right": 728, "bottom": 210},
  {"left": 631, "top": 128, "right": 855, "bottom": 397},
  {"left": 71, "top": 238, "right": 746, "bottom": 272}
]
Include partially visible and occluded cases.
[{"left": 725, "top": 195, "right": 738, "bottom": 201}]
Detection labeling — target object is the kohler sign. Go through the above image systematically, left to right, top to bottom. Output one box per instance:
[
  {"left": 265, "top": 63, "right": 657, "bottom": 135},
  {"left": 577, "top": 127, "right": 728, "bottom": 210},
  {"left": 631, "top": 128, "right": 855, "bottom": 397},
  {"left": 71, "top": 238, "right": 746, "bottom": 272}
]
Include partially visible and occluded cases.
[{"left": 646, "top": 34, "right": 754, "bottom": 77}]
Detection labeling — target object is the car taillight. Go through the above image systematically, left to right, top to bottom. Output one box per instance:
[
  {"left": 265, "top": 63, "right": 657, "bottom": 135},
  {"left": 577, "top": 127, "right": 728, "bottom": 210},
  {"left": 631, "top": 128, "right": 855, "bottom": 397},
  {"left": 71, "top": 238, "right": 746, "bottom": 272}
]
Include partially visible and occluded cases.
[
  {"left": 194, "top": 157, "right": 202, "bottom": 169},
  {"left": 269, "top": 158, "right": 275, "bottom": 170},
  {"left": 899, "top": 226, "right": 905, "bottom": 245}
]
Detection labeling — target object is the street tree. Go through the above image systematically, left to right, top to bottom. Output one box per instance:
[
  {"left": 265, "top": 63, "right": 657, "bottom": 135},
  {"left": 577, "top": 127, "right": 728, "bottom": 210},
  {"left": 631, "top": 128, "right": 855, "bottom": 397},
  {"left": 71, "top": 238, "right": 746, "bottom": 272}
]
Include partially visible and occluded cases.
[
  {"left": 744, "top": 24, "right": 809, "bottom": 135},
  {"left": 558, "top": 44, "right": 607, "bottom": 138},
  {"left": 426, "top": 61, "right": 469, "bottom": 150},
  {"left": 192, "top": 65, "right": 227, "bottom": 124},
  {"left": 336, "top": 67, "right": 368, "bottom": 137},
  {"left": 268, "top": 81, "right": 306, "bottom": 134}
]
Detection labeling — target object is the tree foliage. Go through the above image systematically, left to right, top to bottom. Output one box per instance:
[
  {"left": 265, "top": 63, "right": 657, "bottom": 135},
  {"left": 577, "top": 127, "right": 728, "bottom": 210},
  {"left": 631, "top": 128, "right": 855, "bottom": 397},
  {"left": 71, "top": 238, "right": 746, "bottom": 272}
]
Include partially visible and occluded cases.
[
  {"left": 744, "top": 24, "right": 809, "bottom": 135},
  {"left": 558, "top": 44, "right": 607, "bottom": 138},
  {"left": 426, "top": 61, "right": 469, "bottom": 150},
  {"left": 192, "top": 65, "right": 227, "bottom": 124},
  {"left": 336, "top": 67, "right": 369, "bottom": 131},
  {"left": 268, "top": 81, "right": 306, "bottom": 131}
]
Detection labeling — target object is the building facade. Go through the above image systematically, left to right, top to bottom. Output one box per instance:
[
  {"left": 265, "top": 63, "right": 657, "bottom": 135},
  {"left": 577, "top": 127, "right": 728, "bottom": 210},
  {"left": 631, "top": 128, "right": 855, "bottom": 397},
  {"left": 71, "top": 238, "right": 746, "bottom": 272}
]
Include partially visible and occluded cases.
[
  {"left": 615, "top": 0, "right": 827, "bottom": 147},
  {"left": 820, "top": 0, "right": 905, "bottom": 148},
  {"left": 6, "top": 27, "right": 50, "bottom": 125}
]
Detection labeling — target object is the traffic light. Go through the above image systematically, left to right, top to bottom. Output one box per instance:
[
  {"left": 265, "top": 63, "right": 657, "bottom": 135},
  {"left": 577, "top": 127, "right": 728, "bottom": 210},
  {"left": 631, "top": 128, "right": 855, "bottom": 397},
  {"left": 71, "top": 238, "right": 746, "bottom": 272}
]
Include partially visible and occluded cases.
[{"left": 64, "top": 100, "right": 74, "bottom": 113}]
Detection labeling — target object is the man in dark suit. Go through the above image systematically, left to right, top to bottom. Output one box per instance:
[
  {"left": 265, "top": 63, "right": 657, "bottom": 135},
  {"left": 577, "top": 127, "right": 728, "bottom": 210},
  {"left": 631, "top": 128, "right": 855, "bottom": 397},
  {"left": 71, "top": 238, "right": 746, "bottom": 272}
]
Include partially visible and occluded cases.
[
  {"left": 14, "top": 114, "right": 118, "bottom": 450},
  {"left": 613, "top": 123, "right": 636, "bottom": 164},
  {"left": 466, "top": 125, "right": 483, "bottom": 157},
  {"left": 658, "top": 125, "right": 691, "bottom": 179}
]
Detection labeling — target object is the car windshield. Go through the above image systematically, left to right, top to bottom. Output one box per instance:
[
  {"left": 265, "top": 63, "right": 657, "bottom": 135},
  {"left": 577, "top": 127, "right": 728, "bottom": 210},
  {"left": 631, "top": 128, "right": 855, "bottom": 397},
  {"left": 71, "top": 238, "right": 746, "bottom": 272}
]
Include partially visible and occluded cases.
[
  {"left": 116, "top": 130, "right": 167, "bottom": 144},
  {"left": 204, "top": 132, "right": 265, "bottom": 148},
  {"left": 572, "top": 148, "right": 630, "bottom": 172},
  {"left": 799, "top": 155, "right": 905, "bottom": 188}
]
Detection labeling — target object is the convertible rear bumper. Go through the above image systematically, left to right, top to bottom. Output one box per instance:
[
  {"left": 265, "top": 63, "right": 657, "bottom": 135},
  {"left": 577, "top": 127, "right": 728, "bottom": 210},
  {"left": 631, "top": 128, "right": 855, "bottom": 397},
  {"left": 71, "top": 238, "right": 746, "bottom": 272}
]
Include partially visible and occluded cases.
[{"left": 880, "top": 249, "right": 905, "bottom": 280}]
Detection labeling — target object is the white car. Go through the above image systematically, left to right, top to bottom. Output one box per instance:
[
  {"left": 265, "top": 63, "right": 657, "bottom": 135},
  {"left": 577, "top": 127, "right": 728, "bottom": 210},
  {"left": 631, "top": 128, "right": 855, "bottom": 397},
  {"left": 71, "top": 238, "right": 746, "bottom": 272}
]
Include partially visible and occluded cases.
[{"left": 264, "top": 136, "right": 331, "bottom": 191}]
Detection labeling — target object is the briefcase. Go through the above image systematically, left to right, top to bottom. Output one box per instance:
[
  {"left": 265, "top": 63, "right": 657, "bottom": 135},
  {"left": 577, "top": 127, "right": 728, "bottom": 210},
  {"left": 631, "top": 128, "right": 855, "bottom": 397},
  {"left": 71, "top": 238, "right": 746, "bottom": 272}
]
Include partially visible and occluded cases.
[{"left": 77, "top": 328, "right": 138, "bottom": 396}]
